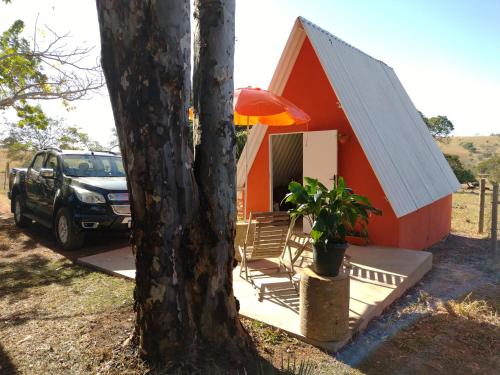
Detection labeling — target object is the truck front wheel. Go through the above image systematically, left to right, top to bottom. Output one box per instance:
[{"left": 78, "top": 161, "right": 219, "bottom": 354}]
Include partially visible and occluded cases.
[
  {"left": 13, "top": 195, "right": 32, "bottom": 228},
  {"left": 55, "top": 207, "right": 85, "bottom": 250}
]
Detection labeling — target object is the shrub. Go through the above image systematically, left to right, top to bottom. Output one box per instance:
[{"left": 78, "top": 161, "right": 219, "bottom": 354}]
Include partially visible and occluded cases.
[
  {"left": 460, "top": 142, "right": 477, "bottom": 153},
  {"left": 444, "top": 154, "right": 476, "bottom": 183},
  {"left": 477, "top": 154, "right": 500, "bottom": 183}
]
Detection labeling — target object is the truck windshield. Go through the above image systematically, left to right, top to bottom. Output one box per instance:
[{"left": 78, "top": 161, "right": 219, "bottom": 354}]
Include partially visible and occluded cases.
[{"left": 61, "top": 155, "right": 126, "bottom": 177}]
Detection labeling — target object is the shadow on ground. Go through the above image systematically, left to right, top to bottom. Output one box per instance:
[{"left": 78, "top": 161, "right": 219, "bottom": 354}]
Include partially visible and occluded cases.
[
  {"left": 0, "top": 215, "right": 131, "bottom": 304},
  {"left": 0, "top": 216, "right": 129, "bottom": 260},
  {"left": 0, "top": 253, "right": 91, "bottom": 300},
  {"left": 0, "top": 343, "right": 17, "bottom": 375}
]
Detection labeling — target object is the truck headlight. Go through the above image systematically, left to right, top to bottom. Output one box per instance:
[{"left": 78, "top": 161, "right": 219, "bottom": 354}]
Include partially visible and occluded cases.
[{"left": 73, "top": 186, "right": 106, "bottom": 204}]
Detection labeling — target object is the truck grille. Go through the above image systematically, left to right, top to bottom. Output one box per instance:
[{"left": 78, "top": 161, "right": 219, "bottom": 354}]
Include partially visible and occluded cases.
[{"left": 111, "top": 205, "right": 131, "bottom": 216}]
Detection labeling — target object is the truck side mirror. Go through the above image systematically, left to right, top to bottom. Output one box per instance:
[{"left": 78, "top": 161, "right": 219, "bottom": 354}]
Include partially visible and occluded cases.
[{"left": 40, "top": 168, "right": 55, "bottom": 179}]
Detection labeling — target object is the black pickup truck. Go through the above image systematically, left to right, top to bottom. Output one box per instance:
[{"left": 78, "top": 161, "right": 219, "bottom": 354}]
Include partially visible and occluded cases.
[{"left": 8, "top": 148, "right": 131, "bottom": 250}]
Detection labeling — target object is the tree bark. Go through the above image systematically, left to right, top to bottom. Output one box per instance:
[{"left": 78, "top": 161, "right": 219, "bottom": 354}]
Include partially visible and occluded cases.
[
  {"left": 96, "top": 0, "right": 252, "bottom": 369},
  {"left": 191, "top": 0, "right": 253, "bottom": 362}
]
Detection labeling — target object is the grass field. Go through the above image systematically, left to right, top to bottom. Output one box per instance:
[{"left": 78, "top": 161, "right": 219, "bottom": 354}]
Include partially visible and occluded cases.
[
  {"left": 439, "top": 135, "right": 500, "bottom": 170},
  {"left": 452, "top": 190, "right": 495, "bottom": 237}
]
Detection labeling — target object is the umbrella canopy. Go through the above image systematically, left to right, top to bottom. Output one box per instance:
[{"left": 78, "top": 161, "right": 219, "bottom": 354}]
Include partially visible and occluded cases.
[
  {"left": 234, "top": 87, "right": 310, "bottom": 126},
  {"left": 188, "top": 88, "right": 310, "bottom": 127}
]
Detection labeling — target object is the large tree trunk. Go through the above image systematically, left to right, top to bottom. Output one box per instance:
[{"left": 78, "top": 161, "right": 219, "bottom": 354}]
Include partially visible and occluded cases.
[
  {"left": 96, "top": 0, "right": 252, "bottom": 369},
  {"left": 191, "top": 0, "right": 253, "bottom": 362}
]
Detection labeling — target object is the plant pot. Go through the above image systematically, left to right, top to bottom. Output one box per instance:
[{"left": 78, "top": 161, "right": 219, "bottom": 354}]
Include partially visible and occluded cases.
[
  {"left": 345, "top": 235, "right": 369, "bottom": 246},
  {"left": 312, "top": 241, "right": 348, "bottom": 277}
]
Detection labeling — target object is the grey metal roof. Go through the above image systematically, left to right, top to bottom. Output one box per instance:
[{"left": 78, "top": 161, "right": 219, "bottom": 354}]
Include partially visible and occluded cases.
[{"left": 299, "top": 17, "right": 459, "bottom": 217}]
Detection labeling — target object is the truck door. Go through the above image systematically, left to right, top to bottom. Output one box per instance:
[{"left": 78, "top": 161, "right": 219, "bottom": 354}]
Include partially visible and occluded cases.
[
  {"left": 25, "top": 153, "right": 46, "bottom": 214},
  {"left": 40, "top": 153, "right": 61, "bottom": 220}
]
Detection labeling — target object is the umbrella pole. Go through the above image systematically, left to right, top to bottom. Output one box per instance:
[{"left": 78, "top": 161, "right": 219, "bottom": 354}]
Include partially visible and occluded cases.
[{"left": 244, "top": 121, "right": 249, "bottom": 220}]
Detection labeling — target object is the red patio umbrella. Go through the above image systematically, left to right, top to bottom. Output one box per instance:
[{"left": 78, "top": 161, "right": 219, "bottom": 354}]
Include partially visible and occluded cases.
[
  {"left": 188, "top": 87, "right": 311, "bottom": 126},
  {"left": 233, "top": 87, "right": 311, "bottom": 126},
  {"left": 234, "top": 88, "right": 310, "bottom": 218}
]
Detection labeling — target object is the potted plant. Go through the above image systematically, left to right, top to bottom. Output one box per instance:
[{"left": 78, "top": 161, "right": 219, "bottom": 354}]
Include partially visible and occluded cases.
[{"left": 283, "top": 177, "right": 381, "bottom": 277}]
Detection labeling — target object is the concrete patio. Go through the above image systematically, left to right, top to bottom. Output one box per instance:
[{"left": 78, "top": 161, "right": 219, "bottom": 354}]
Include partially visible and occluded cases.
[{"left": 78, "top": 244, "right": 432, "bottom": 352}]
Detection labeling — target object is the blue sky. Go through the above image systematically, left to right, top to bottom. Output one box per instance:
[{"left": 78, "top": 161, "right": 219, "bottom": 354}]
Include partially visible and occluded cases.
[{"left": 1, "top": 0, "right": 499, "bottom": 138}]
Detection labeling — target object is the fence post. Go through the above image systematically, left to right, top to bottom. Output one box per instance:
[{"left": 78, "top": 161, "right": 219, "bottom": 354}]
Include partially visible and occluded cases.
[
  {"left": 3, "top": 162, "right": 9, "bottom": 190},
  {"left": 478, "top": 178, "right": 486, "bottom": 233},
  {"left": 491, "top": 183, "right": 498, "bottom": 253}
]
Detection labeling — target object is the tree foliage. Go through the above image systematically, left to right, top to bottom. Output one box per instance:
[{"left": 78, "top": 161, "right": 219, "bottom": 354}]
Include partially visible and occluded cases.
[
  {"left": 0, "top": 15, "right": 103, "bottom": 125},
  {"left": 420, "top": 112, "right": 454, "bottom": 142},
  {"left": 1, "top": 116, "right": 102, "bottom": 161},
  {"left": 235, "top": 128, "right": 248, "bottom": 160},
  {"left": 444, "top": 154, "right": 475, "bottom": 183},
  {"left": 477, "top": 154, "right": 500, "bottom": 183}
]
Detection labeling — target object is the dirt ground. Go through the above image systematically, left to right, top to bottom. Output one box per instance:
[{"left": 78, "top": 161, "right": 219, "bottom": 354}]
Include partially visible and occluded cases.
[{"left": 0, "top": 190, "right": 498, "bottom": 374}]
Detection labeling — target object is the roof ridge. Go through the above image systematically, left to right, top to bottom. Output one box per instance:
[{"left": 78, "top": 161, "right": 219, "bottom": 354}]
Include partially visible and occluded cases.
[{"left": 298, "top": 16, "right": 390, "bottom": 67}]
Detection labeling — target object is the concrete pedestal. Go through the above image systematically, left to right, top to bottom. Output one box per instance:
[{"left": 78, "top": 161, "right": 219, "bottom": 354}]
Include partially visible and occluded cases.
[{"left": 299, "top": 267, "right": 350, "bottom": 342}]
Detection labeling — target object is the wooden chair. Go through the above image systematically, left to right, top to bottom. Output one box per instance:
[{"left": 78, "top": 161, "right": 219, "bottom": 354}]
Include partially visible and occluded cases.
[{"left": 238, "top": 211, "right": 294, "bottom": 282}]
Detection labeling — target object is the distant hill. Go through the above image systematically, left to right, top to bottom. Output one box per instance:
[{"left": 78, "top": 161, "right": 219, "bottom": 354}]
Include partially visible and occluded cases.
[{"left": 438, "top": 135, "right": 500, "bottom": 170}]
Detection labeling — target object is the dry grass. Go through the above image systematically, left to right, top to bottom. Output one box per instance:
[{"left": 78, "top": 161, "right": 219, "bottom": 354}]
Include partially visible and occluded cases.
[
  {"left": 438, "top": 135, "right": 500, "bottom": 169},
  {"left": 0, "top": 148, "right": 33, "bottom": 195},
  {"left": 0, "top": 149, "right": 9, "bottom": 194},
  {"left": 452, "top": 190, "right": 494, "bottom": 237},
  {"left": 0, "top": 220, "right": 135, "bottom": 374},
  {"left": 358, "top": 284, "right": 500, "bottom": 374},
  {"left": 445, "top": 293, "right": 498, "bottom": 324}
]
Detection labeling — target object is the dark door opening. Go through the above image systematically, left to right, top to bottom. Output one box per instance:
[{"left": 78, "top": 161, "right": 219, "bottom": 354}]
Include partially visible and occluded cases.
[{"left": 270, "top": 133, "right": 303, "bottom": 212}]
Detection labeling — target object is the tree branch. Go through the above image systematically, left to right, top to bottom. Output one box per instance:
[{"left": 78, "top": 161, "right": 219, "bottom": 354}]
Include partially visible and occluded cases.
[{"left": 0, "top": 20, "right": 105, "bottom": 111}]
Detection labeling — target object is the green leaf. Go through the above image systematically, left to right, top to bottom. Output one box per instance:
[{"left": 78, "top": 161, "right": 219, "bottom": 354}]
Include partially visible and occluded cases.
[
  {"left": 285, "top": 175, "right": 382, "bottom": 243},
  {"left": 310, "top": 229, "right": 323, "bottom": 242}
]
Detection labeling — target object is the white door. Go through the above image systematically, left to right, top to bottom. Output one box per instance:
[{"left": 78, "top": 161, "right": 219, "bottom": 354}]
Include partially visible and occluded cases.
[{"left": 302, "top": 130, "right": 338, "bottom": 233}]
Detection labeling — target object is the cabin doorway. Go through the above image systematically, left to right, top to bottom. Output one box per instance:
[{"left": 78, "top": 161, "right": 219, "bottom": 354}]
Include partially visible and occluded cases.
[
  {"left": 270, "top": 130, "right": 338, "bottom": 231},
  {"left": 270, "top": 132, "right": 303, "bottom": 212}
]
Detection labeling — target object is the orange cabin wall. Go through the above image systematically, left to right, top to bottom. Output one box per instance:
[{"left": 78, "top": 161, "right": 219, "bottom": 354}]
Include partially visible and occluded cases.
[
  {"left": 245, "top": 37, "right": 452, "bottom": 250},
  {"left": 398, "top": 194, "right": 452, "bottom": 249}
]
